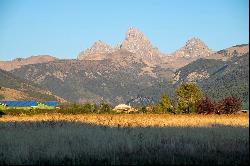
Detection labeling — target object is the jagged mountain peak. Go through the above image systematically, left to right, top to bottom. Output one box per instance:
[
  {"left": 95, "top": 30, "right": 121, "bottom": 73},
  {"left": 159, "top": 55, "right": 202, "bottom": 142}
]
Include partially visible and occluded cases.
[
  {"left": 78, "top": 27, "right": 161, "bottom": 65},
  {"left": 120, "top": 27, "right": 161, "bottom": 64},
  {"left": 122, "top": 27, "right": 152, "bottom": 50},
  {"left": 125, "top": 27, "right": 146, "bottom": 40},
  {"left": 173, "top": 37, "right": 213, "bottom": 58},
  {"left": 185, "top": 37, "right": 209, "bottom": 48},
  {"left": 186, "top": 37, "right": 202, "bottom": 42},
  {"left": 78, "top": 40, "right": 114, "bottom": 60},
  {"left": 89, "top": 40, "right": 113, "bottom": 52},
  {"left": 92, "top": 40, "right": 110, "bottom": 47}
]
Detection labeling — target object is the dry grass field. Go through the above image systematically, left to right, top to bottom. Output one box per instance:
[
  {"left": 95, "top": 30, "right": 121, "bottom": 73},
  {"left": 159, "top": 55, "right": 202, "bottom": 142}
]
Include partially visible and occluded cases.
[
  {"left": 0, "top": 113, "right": 249, "bottom": 127},
  {"left": 0, "top": 114, "right": 249, "bottom": 165}
]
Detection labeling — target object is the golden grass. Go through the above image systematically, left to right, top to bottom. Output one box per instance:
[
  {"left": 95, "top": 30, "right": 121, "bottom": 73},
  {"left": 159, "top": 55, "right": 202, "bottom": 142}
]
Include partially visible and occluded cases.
[
  {"left": 0, "top": 113, "right": 248, "bottom": 127},
  {"left": 0, "top": 114, "right": 249, "bottom": 165}
]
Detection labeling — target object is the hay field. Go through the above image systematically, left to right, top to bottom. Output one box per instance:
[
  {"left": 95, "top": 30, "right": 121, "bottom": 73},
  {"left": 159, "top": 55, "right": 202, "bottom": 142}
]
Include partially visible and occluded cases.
[
  {"left": 0, "top": 113, "right": 249, "bottom": 127},
  {"left": 0, "top": 114, "right": 249, "bottom": 165}
]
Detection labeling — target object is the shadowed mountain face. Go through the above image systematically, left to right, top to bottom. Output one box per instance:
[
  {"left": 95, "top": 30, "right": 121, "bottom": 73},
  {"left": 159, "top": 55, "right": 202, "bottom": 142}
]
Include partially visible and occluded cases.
[
  {"left": 173, "top": 53, "right": 249, "bottom": 103},
  {"left": 11, "top": 55, "right": 174, "bottom": 104},
  {"left": 0, "top": 69, "right": 65, "bottom": 101}
]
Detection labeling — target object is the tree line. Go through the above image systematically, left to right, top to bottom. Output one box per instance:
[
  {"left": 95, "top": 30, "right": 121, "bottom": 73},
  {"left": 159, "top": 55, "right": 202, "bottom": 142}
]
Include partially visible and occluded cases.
[
  {"left": 0, "top": 83, "right": 244, "bottom": 115},
  {"left": 154, "top": 83, "right": 243, "bottom": 114}
]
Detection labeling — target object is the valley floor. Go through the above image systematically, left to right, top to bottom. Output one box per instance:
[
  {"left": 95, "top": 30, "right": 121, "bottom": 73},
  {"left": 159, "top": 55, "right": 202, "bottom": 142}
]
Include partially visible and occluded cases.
[{"left": 0, "top": 114, "right": 249, "bottom": 165}]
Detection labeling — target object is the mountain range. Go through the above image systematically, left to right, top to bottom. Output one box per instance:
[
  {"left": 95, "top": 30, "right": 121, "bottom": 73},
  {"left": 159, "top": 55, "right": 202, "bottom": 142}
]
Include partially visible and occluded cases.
[{"left": 0, "top": 27, "right": 248, "bottom": 106}]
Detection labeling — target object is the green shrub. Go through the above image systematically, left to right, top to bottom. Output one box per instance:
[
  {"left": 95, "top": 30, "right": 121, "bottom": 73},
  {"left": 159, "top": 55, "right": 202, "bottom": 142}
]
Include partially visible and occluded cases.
[
  {"left": 82, "top": 103, "right": 98, "bottom": 113},
  {"left": 98, "top": 103, "right": 113, "bottom": 113},
  {"left": 138, "top": 106, "right": 147, "bottom": 113}
]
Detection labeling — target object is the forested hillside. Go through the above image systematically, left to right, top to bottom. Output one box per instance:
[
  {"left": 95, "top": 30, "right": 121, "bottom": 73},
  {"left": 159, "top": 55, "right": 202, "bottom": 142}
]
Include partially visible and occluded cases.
[{"left": 173, "top": 53, "right": 249, "bottom": 105}]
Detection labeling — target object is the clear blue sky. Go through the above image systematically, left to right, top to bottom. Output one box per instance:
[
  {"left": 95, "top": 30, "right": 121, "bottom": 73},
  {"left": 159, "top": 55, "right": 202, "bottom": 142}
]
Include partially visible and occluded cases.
[{"left": 0, "top": 0, "right": 249, "bottom": 60}]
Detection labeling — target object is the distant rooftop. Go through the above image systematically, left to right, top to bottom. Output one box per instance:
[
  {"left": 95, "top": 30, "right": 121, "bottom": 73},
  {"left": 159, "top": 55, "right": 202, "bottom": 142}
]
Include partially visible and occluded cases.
[
  {"left": 0, "top": 100, "right": 59, "bottom": 107},
  {"left": 0, "top": 100, "right": 38, "bottom": 107}
]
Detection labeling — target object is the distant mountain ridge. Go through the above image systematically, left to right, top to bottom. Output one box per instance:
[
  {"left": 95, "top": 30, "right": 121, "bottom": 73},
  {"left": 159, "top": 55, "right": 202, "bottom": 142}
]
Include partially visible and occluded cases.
[
  {"left": 0, "top": 27, "right": 248, "bottom": 105},
  {"left": 77, "top": 27, "right": 230, "bottom": 70},
  {"left": 2, "top": 28, "right": 248, "bottom": 71},
  {"left": 9, "top": 43, "right": 248, "bottom": 104},
  {"left": 205, "top": 44, "right": 249, "bottom": 61},
  {"left": 0, "top": 55, "right": 57, "bottom": 71},
  {"left": 11, "top": 58, "right": 174, "bottom": 104}
]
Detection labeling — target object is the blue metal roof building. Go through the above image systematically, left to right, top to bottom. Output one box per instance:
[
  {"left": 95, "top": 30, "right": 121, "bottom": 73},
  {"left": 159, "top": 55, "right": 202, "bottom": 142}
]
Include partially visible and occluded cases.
[
  {"left": 0, "top": 100, "right": 38, "bottom": 107},
  {"left": 0, "top": 100, "right": 59, "bottom": 109}
]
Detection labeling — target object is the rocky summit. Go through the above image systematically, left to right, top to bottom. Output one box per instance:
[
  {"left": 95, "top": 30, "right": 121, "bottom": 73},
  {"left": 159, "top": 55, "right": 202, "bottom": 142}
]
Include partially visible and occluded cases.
[
  {"left": 77, "top": 27, "right": 162, "bottom": 66},
  {"left": 119, "top": 27, "right": 161, "bottom": 65},
  {"left": 1, "top": 28, "right": 247, "bottom": 72},
  {"left": 77, "top": 28, "right": 217, "bottom": 70},
  {"left": 161, "top": 37, "right": 214, "bottom": 70},
  {"left": 172, "top": 37, "right": 213, "bottom": 58},
  {"left": 78, "top": 40, "right": 114, "bottom": 60}
]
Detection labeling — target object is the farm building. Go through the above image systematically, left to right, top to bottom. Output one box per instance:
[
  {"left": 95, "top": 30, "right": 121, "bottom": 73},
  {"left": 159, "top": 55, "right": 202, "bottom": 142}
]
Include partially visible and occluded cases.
[
  {"left": 0, "top": 100, "right": 59, "bottom": 110},
  {"left": 113, "top": 104, "right": 137, "bottom": 113}
]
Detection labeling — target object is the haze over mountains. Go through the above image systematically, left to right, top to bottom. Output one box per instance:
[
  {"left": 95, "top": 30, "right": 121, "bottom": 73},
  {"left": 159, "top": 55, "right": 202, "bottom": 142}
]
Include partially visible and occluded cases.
[{"left": 0, "top": 27, "right": 249, "bottom": 105}]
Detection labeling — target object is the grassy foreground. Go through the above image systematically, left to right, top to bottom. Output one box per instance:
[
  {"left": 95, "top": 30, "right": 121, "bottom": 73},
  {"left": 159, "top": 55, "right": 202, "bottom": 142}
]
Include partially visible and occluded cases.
[{"left": 0, "top": 114, "right": 249, "bottom": 165}]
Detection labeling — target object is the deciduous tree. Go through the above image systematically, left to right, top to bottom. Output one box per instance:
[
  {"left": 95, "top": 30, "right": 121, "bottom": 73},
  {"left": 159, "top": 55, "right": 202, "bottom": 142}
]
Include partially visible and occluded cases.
[
  {"left": 176, "top": 83, "right": 203, "bottom": 113},
  {"left": 157, "top": 94, "right": 171, "bottom": 113},
  {"left": 196, "top": 97, "right": 216, "bottom": 114}
]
